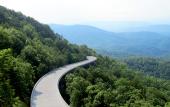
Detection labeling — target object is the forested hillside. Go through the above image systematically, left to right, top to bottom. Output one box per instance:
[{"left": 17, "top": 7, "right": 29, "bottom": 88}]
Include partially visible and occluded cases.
[
  {"left": 1, "top": 5, "right": 170, "bottom": 107},
  {"left": 0, "top": 6, "right": 94, "bottom": 106},
  {"left": 65, "top": 57, "right": 170, "bottom": 107},
  {"left": 124, "top": 57, "right": 170, "bottom": 80}
]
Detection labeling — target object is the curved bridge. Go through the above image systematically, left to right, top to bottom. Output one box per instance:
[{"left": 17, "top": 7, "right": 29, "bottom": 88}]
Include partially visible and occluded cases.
[{"left": 30, "top": 56, "right": 97, "bottom": 107}]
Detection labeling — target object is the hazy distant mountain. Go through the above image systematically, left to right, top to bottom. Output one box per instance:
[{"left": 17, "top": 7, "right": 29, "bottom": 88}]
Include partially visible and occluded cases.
[
  {"left": 85, "top": 22, "right": 170, "bottom": 34},
  {"left": 50, "top": 24, "right": 170, "bottom": 58},
  {"left": 50, "top": 24, "right": 124, "bottom": 48}
]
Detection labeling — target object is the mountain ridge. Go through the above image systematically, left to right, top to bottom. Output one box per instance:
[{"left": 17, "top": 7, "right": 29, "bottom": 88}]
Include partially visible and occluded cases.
[{"left": 50, "top": 24, "right": 170, "bottom": 58}]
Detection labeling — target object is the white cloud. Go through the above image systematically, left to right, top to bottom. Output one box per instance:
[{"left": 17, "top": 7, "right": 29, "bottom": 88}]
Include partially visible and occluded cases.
[{"left": 0, "top": 0, "right": 170, "bottom": 24}]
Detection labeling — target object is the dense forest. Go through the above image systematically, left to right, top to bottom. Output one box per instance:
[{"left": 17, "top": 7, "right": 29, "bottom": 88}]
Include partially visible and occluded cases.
[
  {"left": 1, "top": 5, "right": 170, "bottom": 107},
  {"left": 0, "top": 6, "right": 94, "bottom": 106},
  {"left": 65, "top": 57, "right": 170, "bottom": 107},
  {"left": 124, "top": 57, "right": 170, "bottom": 80}
]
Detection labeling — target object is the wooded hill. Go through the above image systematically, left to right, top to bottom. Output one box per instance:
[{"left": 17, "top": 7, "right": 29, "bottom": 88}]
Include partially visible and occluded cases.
[
  {"left": 1, "top": 5, "right": 170, "bottom": 107},
  {"left": 0, "top": 6, "right": 94, "bottom": 106},
  {"left": 65, "top": 57, "right": 170, "bottom": 107}
]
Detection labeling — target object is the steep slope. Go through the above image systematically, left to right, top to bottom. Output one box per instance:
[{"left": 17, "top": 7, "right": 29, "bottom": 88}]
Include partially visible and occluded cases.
[
  {"left": 1, "top": 5, "right": 170, "bottom": 107},
  {"left": 0, "top": 6, "right": 94, "bottom": 106}
]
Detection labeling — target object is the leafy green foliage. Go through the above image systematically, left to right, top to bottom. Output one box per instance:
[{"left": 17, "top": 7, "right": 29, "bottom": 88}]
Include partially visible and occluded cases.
[
  {"left": 1, "top": 5, "right": 170, "bottom": 107},
  {"left": 0, "top": 6, "right": 94, "bottom": 106},
  {"left": 0, "top": 49, "right": 25, "bottom": 106},
  {"left": 65, "top": 57, "right": 170, "bottom": 107},
  {"left": 124, "top": 57, "right": 170, "bottom": 79}
]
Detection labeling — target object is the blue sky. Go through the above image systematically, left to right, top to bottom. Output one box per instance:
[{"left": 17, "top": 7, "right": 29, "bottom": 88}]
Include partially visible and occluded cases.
[{"left": 0, "top": 0, "right": 170, "bottom": 24}]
